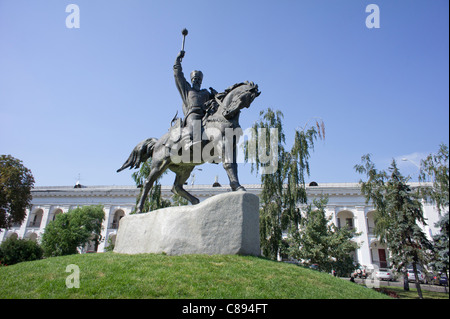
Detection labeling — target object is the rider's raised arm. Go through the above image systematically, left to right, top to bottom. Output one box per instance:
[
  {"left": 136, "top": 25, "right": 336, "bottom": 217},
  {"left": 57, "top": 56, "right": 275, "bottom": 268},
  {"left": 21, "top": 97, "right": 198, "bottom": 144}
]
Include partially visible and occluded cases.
[{"left": 174, "top": 51, "right": 190, "bottom": 115}]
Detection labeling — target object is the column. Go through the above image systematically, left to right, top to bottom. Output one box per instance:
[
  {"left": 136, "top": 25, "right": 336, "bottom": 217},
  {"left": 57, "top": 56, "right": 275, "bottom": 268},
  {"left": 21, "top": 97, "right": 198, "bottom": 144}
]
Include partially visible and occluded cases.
[
  {"left": 38, "top": 205, "right": 52, "bottom": 238},
  {"left": 98, "top": 205, "right": 112, "bottom": 252},
  {"left": 325, "top": 205, "right": 336, "bottom": 226},
  {"left": 355, "top": 206, "right": 371, "bottom": 267},
  {"left": 18, "top": 207, "right": 33, "bottom": 239}
]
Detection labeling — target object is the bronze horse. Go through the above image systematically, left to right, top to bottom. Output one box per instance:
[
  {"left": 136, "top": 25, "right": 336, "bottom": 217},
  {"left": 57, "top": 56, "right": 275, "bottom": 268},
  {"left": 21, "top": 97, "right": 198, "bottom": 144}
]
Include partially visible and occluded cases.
[{"left": 117, "top": 81, "right": 260, "bottom": 213}]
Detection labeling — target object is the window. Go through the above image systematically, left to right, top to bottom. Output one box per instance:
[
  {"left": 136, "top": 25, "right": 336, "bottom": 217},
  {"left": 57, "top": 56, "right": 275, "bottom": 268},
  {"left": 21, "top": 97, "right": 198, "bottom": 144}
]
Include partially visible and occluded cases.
[
  {"left": 28, "top": 209, "right": 43, "bottom": 228},
  {"left": 111, "top": 210, "right": 125, "bottom": 229},
  {"left": 346, "top": 218, "right": 353, "bottom": 229}
]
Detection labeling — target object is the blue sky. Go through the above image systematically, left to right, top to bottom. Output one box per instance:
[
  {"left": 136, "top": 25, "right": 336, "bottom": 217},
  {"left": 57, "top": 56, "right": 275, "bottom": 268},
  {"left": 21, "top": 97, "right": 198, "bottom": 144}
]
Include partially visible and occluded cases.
[{"left": 0, "top": 0, "right": 448, "bottom": 187}]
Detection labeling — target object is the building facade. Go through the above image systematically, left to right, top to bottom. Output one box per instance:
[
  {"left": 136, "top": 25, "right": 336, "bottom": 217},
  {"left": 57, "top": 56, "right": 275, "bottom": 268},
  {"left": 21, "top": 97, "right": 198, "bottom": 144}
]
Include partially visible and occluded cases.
[{"left": 0, "top": 183, "right": 441, "bottom": 271}]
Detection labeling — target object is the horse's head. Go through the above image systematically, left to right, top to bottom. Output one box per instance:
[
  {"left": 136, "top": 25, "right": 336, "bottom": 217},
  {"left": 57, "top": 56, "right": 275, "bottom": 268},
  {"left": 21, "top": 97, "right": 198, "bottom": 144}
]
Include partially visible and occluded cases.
[{"left": 222, "top": 81, "right": 261, "bottom": 113}]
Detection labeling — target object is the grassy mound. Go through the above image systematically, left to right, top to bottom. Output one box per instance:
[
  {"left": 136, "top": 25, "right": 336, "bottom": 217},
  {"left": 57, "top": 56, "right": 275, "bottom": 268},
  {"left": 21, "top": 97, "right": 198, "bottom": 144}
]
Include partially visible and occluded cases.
[{"left": 0, "top": 252, "right": 389, "bottom": 299}]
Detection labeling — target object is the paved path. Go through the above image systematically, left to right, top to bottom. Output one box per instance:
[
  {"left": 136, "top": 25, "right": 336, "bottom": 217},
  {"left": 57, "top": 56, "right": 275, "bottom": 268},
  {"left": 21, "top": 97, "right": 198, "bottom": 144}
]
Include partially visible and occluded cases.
[{"left": 344, "top": 277, "right": 449, "bottom": 293}]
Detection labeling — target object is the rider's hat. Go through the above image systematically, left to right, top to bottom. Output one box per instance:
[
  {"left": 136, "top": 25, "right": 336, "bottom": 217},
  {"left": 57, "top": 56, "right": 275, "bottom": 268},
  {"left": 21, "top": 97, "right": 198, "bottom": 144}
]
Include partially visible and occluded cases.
[{"left": 190, "top": 70, "right": 203, "bottom": 81}]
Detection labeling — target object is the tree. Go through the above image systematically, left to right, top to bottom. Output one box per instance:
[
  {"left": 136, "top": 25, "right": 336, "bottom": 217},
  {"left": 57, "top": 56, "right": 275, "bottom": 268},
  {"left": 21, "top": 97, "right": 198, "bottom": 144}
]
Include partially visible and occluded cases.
[
  {"left": 244, "top": 108, "right": 324, "bottom": 260},
  {"left": 244, "top": 108, "right": 286, "bottom": 260},
  {"left": 419, "top": 143, "right": 449, "bottom": 216},
  {"left": 419, "top": 144, "right": 449, "bottom": 279},
  {"left": 0, "top": 155, "right": 35, "bottom": 230},
  {"left": 355, "top": 156, "right": 433, "bottom": 298},
  {"left": 131, "top": 160, "right": 171, "bottom": 213},
  {"left": 170, "top": 193, "right": 189, "bottom": 207},
  {"left": 289, "top": 197, "right": 360, "bottom": 276},
  {"left": 40, "top": 205, "right": 105, "bottom": 257},
  {"left": 430, "top": 212, "right": 449, "bottom": 279}
]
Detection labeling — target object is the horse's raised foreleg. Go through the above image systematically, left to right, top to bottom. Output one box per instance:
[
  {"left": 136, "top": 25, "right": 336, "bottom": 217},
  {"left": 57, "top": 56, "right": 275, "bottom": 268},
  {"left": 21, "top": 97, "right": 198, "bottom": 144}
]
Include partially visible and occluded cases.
[{"left": 170, "top": 165, "right": 200, "bottom": 205}]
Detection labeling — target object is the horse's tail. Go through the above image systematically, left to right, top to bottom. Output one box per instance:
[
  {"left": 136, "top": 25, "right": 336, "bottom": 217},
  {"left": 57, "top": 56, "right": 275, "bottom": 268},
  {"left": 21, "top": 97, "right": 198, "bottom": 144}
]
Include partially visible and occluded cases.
[{"left": 117, "top": 138, "right": 158, "bottom": 172}]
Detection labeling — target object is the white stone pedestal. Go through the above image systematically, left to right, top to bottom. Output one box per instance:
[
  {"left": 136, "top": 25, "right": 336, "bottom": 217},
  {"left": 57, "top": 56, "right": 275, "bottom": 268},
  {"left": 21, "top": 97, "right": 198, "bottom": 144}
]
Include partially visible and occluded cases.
[{"left": 113, "top": 191, "right": 260, "bottom": 256}]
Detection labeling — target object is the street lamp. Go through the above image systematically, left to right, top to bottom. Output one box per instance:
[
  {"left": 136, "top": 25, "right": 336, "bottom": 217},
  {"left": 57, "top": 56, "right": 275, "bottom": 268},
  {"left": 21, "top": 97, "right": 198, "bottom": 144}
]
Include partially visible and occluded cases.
[
  {"left": 401, "top": 158, "right": 420, "bottom": 169},
  {"left": 401, "top": 158, "right": 421, "bottom": 182},
  {"left": 190, "top": 168, "right": 202, "bottom": 186}
]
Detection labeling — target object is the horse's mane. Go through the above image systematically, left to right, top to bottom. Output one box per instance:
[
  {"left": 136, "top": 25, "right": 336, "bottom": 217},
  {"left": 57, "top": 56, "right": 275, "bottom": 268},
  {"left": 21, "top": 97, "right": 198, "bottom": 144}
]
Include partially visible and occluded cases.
[
  {"left": 203, "top": 81, "right": 257, "bottom": 121},
  {"left": 215, "top": 81, "right": 256, "bottom": 101}
]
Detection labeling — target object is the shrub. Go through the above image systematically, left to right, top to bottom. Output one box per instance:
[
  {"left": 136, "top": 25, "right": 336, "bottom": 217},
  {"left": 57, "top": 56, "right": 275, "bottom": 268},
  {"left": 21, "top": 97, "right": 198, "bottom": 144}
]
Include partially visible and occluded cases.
[
  {"left": 40, "top": 205, "right": 104, "bottom": 257},
  {"left": 0, "top": 237, "right": 43, "bottom": 265}
]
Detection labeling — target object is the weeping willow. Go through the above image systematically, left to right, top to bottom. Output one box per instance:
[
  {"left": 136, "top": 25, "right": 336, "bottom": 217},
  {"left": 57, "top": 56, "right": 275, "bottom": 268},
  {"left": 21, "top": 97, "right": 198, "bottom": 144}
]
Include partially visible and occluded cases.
[{"left": 244, "top": 108, "right": 325, "bottom": 260}]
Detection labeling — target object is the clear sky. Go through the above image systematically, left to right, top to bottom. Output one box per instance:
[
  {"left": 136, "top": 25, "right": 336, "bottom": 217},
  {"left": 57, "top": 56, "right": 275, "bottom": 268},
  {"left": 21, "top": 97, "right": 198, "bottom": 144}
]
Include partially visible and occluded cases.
[{"left": 1, "top": 0, "right": 448, "bottom": 187}]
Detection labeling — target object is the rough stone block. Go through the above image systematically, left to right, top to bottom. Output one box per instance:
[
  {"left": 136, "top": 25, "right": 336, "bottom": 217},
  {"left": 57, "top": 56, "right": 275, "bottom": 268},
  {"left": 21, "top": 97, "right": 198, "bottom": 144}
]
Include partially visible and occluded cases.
[{"left": 113, "top": 191, "right": 260, "bottom": 256}]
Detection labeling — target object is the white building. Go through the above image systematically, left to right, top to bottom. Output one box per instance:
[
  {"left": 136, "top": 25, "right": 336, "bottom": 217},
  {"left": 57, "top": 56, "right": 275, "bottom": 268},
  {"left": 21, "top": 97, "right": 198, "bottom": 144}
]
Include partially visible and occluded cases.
[{"left": 0, "top": 182, "right": 441, "bottom": 271}]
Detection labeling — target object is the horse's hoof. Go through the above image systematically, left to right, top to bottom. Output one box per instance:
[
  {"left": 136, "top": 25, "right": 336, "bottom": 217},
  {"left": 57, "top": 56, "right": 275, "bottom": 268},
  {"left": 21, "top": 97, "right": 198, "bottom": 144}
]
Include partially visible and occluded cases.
[{"left": 230, "top": 182, "right": 246, "bottom": 192}]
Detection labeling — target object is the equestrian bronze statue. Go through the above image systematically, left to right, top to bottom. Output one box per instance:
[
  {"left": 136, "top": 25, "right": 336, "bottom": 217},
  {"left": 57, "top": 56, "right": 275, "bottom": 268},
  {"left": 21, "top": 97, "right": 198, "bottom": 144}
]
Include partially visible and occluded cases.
[{"left": 117, "top": 30, "right": 260, "bottom": 213}]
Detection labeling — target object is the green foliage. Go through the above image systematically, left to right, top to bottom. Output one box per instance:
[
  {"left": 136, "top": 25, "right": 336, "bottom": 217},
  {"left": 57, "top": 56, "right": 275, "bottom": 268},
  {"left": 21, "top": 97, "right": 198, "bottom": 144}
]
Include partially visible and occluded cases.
[
  {"left": 243, "top": 108, "right": 324, "bottom": 260},
  {"left": 244, "top": 108, "right": 286, "bottom": 259},
  {"left": 419, "top": 143, "right": 449, "bottom": 215},
  {"left": 419, "top": 144, "right": 449, "bottom": 276},
  {"left": 0, "top": 155, "right": 35, "bottom": 230},
  {"left": 355, "top": 156, "right": 433, "bottom": 298},
  {"left": 355, "top": 157, "right": 433, "bottom": 267},
  {"left": 170, "top": 193, "right": 189, "bottom": 207},
  {"left": 289, "top": 198, "right": 360, "bottom": 276},
  {"left": 40, "top": 205, "right": 105, "bottom": 257},
  {"left": 430, "top": 212, "right": 449, "bottom": 276},
  {"left": 104, "top": 236, "right": 115, "bottom": 252},
  {"left": 0, "top": 237, "right": 43, "bottom": 266}
]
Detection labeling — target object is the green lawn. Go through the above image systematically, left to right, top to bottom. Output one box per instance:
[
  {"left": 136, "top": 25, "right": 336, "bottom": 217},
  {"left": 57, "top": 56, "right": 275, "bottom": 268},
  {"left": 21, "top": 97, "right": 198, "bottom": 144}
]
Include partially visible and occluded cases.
[
  {"left": 0, "top": 252, "right": 389, "bottom": 299},
  {"left": 376, "top": 286, "right": 449, "bottom": 299}
]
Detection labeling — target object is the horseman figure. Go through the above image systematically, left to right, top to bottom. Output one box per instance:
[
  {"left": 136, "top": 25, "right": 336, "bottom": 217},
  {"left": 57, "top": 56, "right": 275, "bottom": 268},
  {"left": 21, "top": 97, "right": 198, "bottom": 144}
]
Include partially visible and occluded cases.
[{"left": 173, "top": 50, "right": 218, "bottom": 151}]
